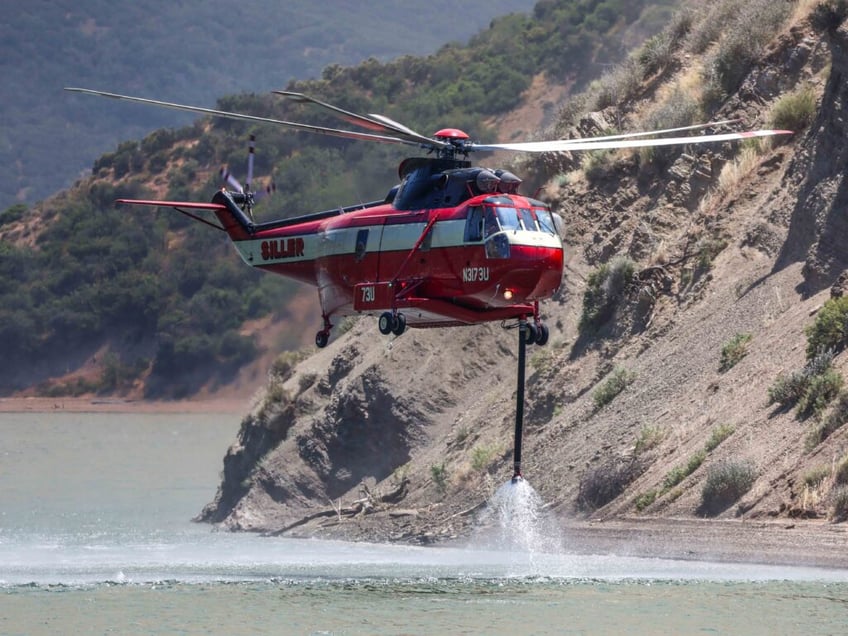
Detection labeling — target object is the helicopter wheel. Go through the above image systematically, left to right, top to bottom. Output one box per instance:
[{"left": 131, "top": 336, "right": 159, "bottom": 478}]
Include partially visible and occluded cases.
[
  {"left": 378, "top": 312, "right": 394, "bottom": 335},
  {"left": 391, "top": 312, "right": 407, "bottom": 336},
  {"left": 523, "top": 322, "right": 538, "bottom": 345},
  {"left": 535, "top": 323, "right": 549, "bottom": 346},
  {"left": 315, "top": 330, "right": 330, "bottom": 348}
]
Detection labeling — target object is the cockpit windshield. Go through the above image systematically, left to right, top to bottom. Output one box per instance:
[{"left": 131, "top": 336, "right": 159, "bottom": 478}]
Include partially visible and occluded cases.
[
  {"left": 468, "top": 202, "right": 562, "bottom": 243},
  {"left": 495, "top": 207, "right": 521, "bottom": 232},
  {"left": 518, "top": 208, "right": 537, "bottom": 232},
  {"left": 534, "top": 209, "right": 556, "bottom": 235}
]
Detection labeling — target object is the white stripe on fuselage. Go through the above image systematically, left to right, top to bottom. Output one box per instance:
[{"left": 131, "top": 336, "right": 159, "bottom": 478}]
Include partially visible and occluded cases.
[{"left": 231, "top": 218, "right": 560, "bottom": 266}]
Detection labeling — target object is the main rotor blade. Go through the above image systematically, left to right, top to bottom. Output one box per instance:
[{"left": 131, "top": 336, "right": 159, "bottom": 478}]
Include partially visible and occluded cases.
[
  {"left": 65, "top": 87, "right": 423, "bottom": 148},
  {"left": 273, "top": 90, "right": 445, "bottom": 148},
  {"left": 562, "top": 119, "right": 742, "bottom": 145},
  {"left": 472, "top": 129, "right": 792, "bottom": 153}
]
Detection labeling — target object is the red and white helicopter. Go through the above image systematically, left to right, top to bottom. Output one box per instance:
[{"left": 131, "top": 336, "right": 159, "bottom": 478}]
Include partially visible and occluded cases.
[{"left": 66, "top": 87, "right": 790, "bottom": 349}]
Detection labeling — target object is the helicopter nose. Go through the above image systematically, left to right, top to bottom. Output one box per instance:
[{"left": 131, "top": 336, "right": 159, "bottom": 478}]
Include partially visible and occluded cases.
[{"left": 496, "top": 245, "right": 563, "bottom": 302}]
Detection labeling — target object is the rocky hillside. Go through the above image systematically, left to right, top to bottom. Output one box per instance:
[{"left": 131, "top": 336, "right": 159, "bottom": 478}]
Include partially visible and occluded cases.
[{"left": 197, "top": 3, "right": 848, "bottom": 542}]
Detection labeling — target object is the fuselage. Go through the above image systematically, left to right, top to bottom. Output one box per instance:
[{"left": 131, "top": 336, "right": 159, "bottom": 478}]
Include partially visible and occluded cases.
[{"left": 226, "top": 192, "right": 564, "bottom": 327}]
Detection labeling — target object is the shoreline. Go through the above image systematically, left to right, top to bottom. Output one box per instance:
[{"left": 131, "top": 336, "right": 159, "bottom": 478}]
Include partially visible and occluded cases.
[
  {"left": 0, "top": 395, "right": 251, "bottom": 415},
  {"left": 556, "top": 517, "right": 848, "bottom": 570}
]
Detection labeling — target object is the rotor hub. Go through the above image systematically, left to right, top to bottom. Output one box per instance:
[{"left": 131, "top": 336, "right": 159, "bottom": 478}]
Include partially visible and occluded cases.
[{"left": 433, "top": 128, "right": 469, "bottom": 142}]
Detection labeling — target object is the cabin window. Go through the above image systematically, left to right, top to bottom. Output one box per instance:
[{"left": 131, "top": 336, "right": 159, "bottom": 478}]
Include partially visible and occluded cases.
[
  {"left": 464, "top": 206, "right": 484, "bottom": 242},
  {"left": 355, "top": 229, "right": 369, "bottom": 262},
  {"left": 485, "top": 234, "right": 510, "bottom": 259}
]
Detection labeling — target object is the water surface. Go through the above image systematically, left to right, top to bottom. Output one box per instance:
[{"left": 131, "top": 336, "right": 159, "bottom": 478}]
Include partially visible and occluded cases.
[{"left": 1, "top": 412, "right": 847, "bottom": 634}]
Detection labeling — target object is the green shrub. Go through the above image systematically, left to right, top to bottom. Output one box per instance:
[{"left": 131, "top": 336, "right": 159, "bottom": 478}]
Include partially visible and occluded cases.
[
  {"left": 685, "top": 0, "right": 744, "bottom": 54},
  {"left": 705, "top": 0, "right": 792, "bottom": 97},
  {"left": 638, "top": 32, "right": 675, "bottom": 77},
  {"left": 590, "top": 57, "right": 641, "bottom": 110},
  {"left": 769, "top": 85, "right": 817, "bottom": 132},
  {"left": 638, "top": 87, "right": 701, "bottom": 168},
  {"left": 581, "top": 148, "right": 617, "bottom": 183},
  {"left": 0, "top": 203, "right": 27, "bottom": 227},
  {"left": 697, "top": 238, "right": 729, "bottom": 270},
  {"left": 579, "top": 257, "right": 636, "bottom": 333},
  {"left": 806, "top": 297, "right": 848, "bottom": 359},
  {"left": 719, "top": 333, "right": 752, "bottom": 372},
  {"left": 768, "top": 349, "right": 835, "bottom": 408},
  {"left": 270, "top": 350, "right": 307, "bottom": 381},
  {"left": 593, "top": 367, "right": 637, "bottom": 411},
  {"left": 795, "top": 369, "right": 843, "bottom": 419},
  {"left": 807, "top": 390, "right": 848, "bottom": 449},
  {"left": 705, "top": 423, "right": 735, "bottom": 452},
  {"left": 634, "top": 425, "right": 666, "bottom": 454},
  {"left": 470, "top": 445, "right": 498, "bottom": 472},
  {"left": 662, "top": 450, "right": 706, "bottom": 491},
  {"left": 835, "top": 454, "right": 848, "bottom": 485},
  {"left": 578, "top": 456, "right": 644, "bottom": 511},
  {"left": 699, "top": 460, "right": 757, "bottom": 515},
  {"left": 431, "top": 463, "right": 448, "bottom": 495},
  {"left": 803, "top": 465, "right": 830, "bottom": 488},
  {"left": 830, "top": 485, "right": 848, "bottom": 521},
  {"left": 634, "top": 489, "right": 658, "bottom": 511}
]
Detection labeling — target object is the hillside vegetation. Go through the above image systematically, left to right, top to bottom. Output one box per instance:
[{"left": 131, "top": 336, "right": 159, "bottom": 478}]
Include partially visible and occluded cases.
[
  {"left": 0, "top": 0, "right": 674, "bottom": 397},
  {"left": 2, "top": 0, "right": 537, "bottom": 209},
  {"left": 195, "top": 0, "right": 848, "bottom": 539}
]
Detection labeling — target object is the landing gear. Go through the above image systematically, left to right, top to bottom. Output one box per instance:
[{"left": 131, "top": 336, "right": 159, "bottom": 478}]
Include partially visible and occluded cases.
[
  {"left": 378, "top": 311, "right": 406, "bottom": 337},
  {"left": 378, "top": 312, "right": 393, "bottom": 335},
  {"left": 391, "top": 312, "right": 407, "bottom": 336},
  {"left": 315, "top": 314, "right": 333, "bottom": 348},
  {"left": 521, "top": 321, "right": 549, "bottom": 346},
  {"left": 315, "top": 330, "right": 330, "bottom": 348}
]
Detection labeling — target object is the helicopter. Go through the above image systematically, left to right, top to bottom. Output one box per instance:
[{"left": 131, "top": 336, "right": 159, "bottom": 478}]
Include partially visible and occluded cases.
[{"left": 65, "top": 87, "right": 791, "bottom": 350}]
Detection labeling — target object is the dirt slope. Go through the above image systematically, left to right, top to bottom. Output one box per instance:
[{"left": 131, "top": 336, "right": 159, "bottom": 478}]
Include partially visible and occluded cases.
[{"left": 198, "top": 15, "right": 848, "bottom": 546}]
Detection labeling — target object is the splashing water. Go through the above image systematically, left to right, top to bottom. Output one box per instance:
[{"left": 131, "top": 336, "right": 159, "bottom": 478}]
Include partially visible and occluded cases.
[{"left": 472, "top": 478, "right": 563, "bottom": 556}]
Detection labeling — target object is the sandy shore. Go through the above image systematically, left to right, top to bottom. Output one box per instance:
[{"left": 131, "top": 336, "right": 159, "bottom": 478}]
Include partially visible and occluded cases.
[
  {"left": 0, "top": 395, "right": 251, "bottom": 414},
  {"left": 559, "top": 517, "right": 848, "bottom": 570}
]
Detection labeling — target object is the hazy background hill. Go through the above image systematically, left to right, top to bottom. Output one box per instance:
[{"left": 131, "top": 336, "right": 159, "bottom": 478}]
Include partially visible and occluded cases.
[{"left": 1, "top": 0, "right": 538, "bottom": 210}]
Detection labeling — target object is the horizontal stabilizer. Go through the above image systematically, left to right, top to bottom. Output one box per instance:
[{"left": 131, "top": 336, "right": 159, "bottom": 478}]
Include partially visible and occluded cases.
[{"left": 116, "top": 198, "right": 228, "bottom": 211}]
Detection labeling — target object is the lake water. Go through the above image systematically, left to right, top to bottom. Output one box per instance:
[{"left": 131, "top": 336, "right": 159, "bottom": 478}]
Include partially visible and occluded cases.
[{"left": 2, "top": 412, "right": 847, "bottom": 635}]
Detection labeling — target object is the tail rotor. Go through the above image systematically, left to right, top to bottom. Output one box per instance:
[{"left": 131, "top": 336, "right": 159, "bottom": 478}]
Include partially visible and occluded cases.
[{"left": 219, "top": 134, "right": 275, "bottom": 220}]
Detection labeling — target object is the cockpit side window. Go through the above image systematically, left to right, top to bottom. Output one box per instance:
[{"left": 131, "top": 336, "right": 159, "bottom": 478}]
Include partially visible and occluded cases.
[
  {"left": 464, "top": 206, "right": 484, "bottom": 242},
  {"left": 535, "top": 208, "right": 556, "bottom": 235}
]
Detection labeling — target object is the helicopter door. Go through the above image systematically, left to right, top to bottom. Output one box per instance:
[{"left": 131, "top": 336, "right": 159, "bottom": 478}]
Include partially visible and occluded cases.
[{"left": 464, "top": 206, "right": 484, "bottom": 242}]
